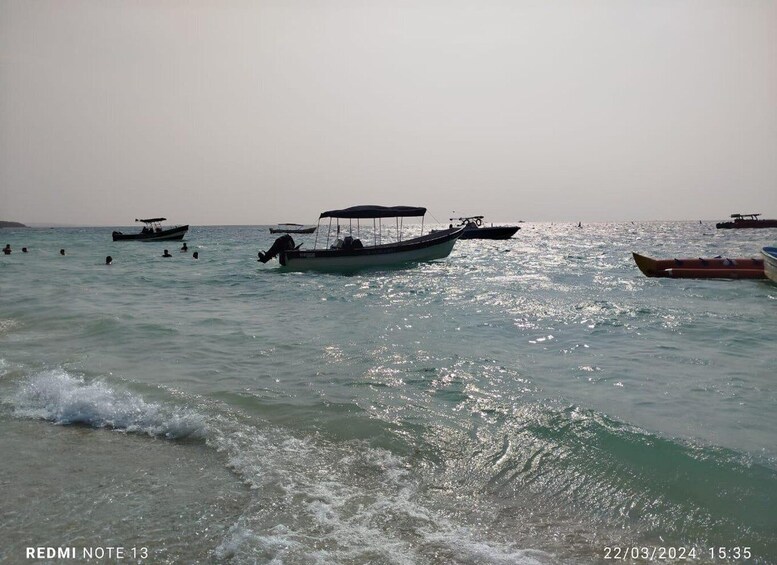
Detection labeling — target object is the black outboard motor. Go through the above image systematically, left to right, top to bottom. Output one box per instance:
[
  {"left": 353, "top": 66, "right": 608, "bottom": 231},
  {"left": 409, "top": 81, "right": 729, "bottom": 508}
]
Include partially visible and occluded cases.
[{"left": 258, "top": 234, "right": 296, "bottom": 263}]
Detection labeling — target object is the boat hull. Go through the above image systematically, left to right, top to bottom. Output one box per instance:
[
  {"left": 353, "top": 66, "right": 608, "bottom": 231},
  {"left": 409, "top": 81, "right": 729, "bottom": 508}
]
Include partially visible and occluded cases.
[
  {"left": 716, "top": 219, "right": 777, "bottom": 229},
  {"left": 112, "top": 225, "right": 189, "bottom": 242},
  {"left": 458, "top": 226, "right": 520, "bottom": 240},
  {"left": 269, "top": 227, "right": 316, "bottom": 234},
  {"left": 279, "top": 228, "right": 463, "bottom": 272},
  {"left": 762, "top": 247, "right": 777, "bottom": 284},
  {"left": 632, "top": 252, "right": 766, "bottom": 279}
]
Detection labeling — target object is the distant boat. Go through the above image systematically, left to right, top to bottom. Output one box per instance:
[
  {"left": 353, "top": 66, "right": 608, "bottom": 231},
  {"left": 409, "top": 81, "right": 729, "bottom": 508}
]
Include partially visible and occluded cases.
[
  {"left": 258, "top": 205, "right": 464, "bottom": 272},
  {"left": 715, "top": 213, "right": 777, "bottom": 229},
  {"left": 450, "top": 216, "right": 520, "bottom": 240},
  {"left": 112, "top": 218, "right": 189, "bottom": 242},
  {"left": 269, "top": 223, "right": 316, "bottom": 234},
  {"left": 762, "top": 247, "right": 777, "bottom": 284},
  {"left": 632, "top": 252, "right": 765, "bottom": 279}
]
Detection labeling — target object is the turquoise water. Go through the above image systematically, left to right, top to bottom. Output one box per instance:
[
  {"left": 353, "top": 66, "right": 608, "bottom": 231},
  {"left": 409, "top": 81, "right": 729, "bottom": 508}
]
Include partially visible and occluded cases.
[{"left": 1, "top": 222, "right": 775, "bottom": 564}]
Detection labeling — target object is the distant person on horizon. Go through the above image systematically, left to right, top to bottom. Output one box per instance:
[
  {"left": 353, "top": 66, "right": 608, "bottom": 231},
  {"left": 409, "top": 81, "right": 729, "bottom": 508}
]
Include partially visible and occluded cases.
[
  {"left": 181, "top": 242, "right": 188, "bottom": 252},
  {"left": 3, "top": 244, "right": 10, "bottom": 255},
  {"left": 59, "top": 249, "right": 65, "bottom": 256},
  {"left": 162, "top": 249, "right": 172, "bottom": 257},
  {"left": 192, "top": 251, "right": 199, "bottom": 259},
  {"left": 105, "top": 256, "right": 113, "bottom": 265}
]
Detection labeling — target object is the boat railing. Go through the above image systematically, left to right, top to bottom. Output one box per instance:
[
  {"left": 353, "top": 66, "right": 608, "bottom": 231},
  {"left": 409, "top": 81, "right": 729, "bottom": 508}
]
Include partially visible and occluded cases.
[{"left": 313, "top": 212, "right": 426, "bottom": 250}]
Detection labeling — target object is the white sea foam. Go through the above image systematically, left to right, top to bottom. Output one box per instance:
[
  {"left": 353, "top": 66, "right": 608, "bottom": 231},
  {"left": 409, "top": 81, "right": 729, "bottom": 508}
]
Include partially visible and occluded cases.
[
  {"left": 0, "top": 318, "right": 18, "bottom": 334},
  {"left": 10, "top": 369, "right": 206, "bottom": 439},
  {"left": 211, "top": 427, "right": 551, "bottom": 564},
  {"left": 214, "top": 523, "right": 302, "bottom": 564}
]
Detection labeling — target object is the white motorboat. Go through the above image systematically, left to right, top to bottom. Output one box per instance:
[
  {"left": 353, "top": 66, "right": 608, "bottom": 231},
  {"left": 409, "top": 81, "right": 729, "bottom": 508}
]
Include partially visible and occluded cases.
[{"left": 258, "top": 205, "right": 463, "bottom": 272}]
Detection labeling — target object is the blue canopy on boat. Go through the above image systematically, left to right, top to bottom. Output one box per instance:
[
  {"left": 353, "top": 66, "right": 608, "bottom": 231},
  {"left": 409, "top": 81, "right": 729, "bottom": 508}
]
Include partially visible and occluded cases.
[{"left": 319, "top": 206, "right": 426, "bottom": 219}]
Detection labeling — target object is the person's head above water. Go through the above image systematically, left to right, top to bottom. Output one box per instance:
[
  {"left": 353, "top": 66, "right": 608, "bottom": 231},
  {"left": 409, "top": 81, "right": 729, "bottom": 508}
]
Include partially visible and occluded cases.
[
  {"left": 59, "top": 249, "right": 65, "bottom": 255},
  {"left": 192, "top": 251, "right": 199, "bottom": 259},
  {"left": 105, "top": 255, "right": 112, "bottom": 265}
]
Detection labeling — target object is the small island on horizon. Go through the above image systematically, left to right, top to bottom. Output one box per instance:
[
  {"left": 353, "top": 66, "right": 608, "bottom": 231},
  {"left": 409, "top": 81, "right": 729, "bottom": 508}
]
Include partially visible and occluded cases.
[{"left": 0, "top": 221, "right": 27, "bottom": 228}]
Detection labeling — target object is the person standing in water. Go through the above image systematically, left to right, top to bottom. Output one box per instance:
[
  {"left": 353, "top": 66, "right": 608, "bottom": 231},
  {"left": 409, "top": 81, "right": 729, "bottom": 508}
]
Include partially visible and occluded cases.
[
  {"left": 181, "top": 242, "right": 188, "bottom": 252},
  {"left": 162, "top": 249, "right": 172, "bottom": 257}
]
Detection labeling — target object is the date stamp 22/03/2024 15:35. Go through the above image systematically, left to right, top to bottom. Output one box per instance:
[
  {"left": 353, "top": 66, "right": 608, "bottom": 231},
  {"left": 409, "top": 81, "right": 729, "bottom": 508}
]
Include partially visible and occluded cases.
[{"left": 603, "top": 546, "right": 753, "bottom": 561}]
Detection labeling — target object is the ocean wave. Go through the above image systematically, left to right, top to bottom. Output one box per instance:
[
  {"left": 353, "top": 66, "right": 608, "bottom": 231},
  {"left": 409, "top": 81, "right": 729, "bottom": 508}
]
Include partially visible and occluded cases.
[
  {"left": 9, "top": 369, "right": 207, "bottom": 440},
  {"left": 448, "top": 403, "right": 777, "bottom": 557},
  {"left": 210, "top": 426, "right": 552, "bottom": 564}
]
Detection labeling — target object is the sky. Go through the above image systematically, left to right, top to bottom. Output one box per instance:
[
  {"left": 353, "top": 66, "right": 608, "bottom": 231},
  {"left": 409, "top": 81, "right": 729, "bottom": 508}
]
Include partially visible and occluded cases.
[{"left": 1, "top": 0, "right": 776, "bottom": 226}]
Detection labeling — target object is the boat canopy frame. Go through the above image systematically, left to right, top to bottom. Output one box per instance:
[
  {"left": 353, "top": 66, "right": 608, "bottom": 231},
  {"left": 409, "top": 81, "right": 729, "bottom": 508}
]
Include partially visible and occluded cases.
[
  {"left": 314, "top": 205, "right": 426, "bottom": 249},
  {"left": 451, "top": 216, "right": 484, "bottom": 227}
]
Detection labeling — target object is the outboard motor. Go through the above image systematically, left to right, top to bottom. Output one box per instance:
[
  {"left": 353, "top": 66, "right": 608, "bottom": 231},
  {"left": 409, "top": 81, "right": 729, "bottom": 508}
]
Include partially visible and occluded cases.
[{"left": 258, "top": 234, "right": 296, "bottom": 263}]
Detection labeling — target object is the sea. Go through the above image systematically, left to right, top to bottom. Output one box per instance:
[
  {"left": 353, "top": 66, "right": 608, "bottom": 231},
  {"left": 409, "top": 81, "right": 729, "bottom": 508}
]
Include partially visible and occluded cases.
[{"left": 0, "top": 221, "right": 775, "bottom": 565}]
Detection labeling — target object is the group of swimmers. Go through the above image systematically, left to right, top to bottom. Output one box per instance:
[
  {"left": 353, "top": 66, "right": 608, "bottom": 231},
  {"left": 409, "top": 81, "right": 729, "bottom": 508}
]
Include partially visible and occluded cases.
[
  {"left": 4, "top": 242, "right": 197, "bottom": 262},
  {"left": 159, "top": 243, "right": 198, "bottom": 260},
  {"left": 4, "top": 244, "right": 65, "bottom": 256}
]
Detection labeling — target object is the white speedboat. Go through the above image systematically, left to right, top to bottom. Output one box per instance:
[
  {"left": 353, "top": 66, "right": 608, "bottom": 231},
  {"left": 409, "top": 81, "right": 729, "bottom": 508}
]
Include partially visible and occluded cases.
[
  {"left": 258, "top": 205, "right": 463, "bottom": 272},
  {"left": 761, "top": 247, "right": 777, "bottom": 284}
]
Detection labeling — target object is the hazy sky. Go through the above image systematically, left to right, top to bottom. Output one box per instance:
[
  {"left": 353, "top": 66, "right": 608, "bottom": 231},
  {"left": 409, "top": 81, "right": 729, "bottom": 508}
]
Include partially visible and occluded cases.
[{"left": 2, "top": 0, "right": 776, "bottom": 226}]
